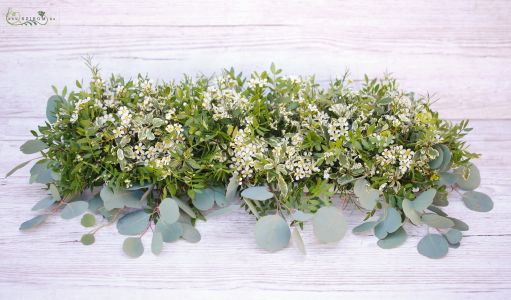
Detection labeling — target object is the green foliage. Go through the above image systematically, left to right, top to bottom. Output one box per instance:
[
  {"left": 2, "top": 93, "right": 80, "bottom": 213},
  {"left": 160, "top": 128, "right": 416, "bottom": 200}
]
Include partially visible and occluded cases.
[
  {"left": 12, "top": 64, "right": 494, "bottom": 258},
  {"left": 312, "top": 207, "right": 347, "bottom": 243},
  {"left": 254, "top": 215, "right": 291, "bottom": 251},
  {"left": 417, "top": 234, "right": 449, "bottom": 259}
]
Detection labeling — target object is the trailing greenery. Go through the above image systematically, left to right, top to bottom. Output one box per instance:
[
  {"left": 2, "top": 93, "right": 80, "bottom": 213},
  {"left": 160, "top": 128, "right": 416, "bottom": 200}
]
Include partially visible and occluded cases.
[{"left": 9, "top": 61, "right": 493, "bottom": 258}]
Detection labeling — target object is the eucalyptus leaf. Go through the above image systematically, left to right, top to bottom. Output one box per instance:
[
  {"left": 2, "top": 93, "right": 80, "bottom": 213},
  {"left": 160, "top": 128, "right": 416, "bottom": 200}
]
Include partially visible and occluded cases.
[
  {"left": 46, "top": 95, "right": 62, "bottom": 123},
  {"left": 20, "top": 139, "right": 48, "bottom": 154},
  {"left": 438, "top": 144, "right": 452, "bottom": 172},
  {"left": 428, "top": 145, "right": 444, "bottom": 170},
  {"left": 5, "top": 159, "right": 33, "bottom": 178},
  {"left": 29, "top": 160, "right": 53, "bottom": 184},
  {"left": 455, "top": 163, "right": 481, "bottom": 191},
  {"left": 438, "top": 172, "right": 457, "bottom": 186},
  {"left": 353, "top": 178, "right": 379, "bottom": 210},
  {"left": 49, "top": 184, "right": 60, "bottom": 201},
  {"left": 100, "top": 186, "right": 142, "bottom": 211},
  {"left": 241, "top": 186, "right": 274, "bottom": 201},
  {"left": 192, "top": 187, "right": 224, "bottom": 210},
  {"left": 412, "top": 188, "right": 436, "bottom": 211},
  {"left": 462, "top": 191, "right": 494, "bottom": 212},
  {"left": 88, "top": 194, "right": 103, "bottom": 213},
  {"left": 31, "top": 196, "right": 56, "bottom": 211},
  {"left": 159, "top": 198, "right": 180, "bottom": 224},
  {"left": 174, "top": 198, "right": 197, "bottom": 219},
  {"left": 402, "top": 199, "right": 422, "bottom": 225},
  {"left": 60, "top": 201, "right": 88, "bottom": 219},
  {"left": 207, "top": 205, "right": 235, "bottom": 218},
  {"left": 427, "top": 205, "right": 447, "bottom": 217},
  {"left": 312, "top": 207, "right": 347, "bottom": 243},
  {"left": 380, "top": 207, "right": 402, "bottom": 234},
  {"left": 116, "top": 210, "right": 150, "bottom": 235},
  {"left": 292, "top": 210, "right": 314, "bottom": 222},
  {"left": 80, "top": 213, "right": 96, "bottom": 227},
  {"left": 421, "top": 213, "right": 454, "bottom": 228},
  {"left": 19, "top": 214, "right": 48, "bottom": 231},
  {"left": 254, "top": 215, "right": 291, "bottom": 251},
  {"left": 449, "top": 217, "right": 469, "bottom": 231},
  {"left": 155, "top": 221, "right": 183, "bottom": 243},
  {"left": 352, "top": 221, "right": 378, "bottom": 234},
  {"left": 374, "top": 222, "right": 388, "bottom": 239},
  {"left": 181, "top": 223, "right": 201, "bottom": 243},
  {"left": 292, "top": 227, "right": 306, "bottom": 254},
  {"left": 377, "top": 227, "right": 407, "bottom": 249},
  {"left": 444, "top": 229, "right": 462, "bottom": 244},
  {"left": 151, "top": 231, "right": 163, "bottom": 255},
  {"left": 80, "top": 234, "right": 95, "bottom": 245},
  {"left": 417, "top": 234, "right": 449, "bottom": 259},
  {"left": 123, "top": 237, "right": 144, "bottom": 258}
]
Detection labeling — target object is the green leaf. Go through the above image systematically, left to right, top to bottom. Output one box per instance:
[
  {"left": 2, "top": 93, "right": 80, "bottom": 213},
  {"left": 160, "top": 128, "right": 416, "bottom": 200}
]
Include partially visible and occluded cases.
[
  {"left": 46, "top": 95, "right": 62, "bottom": 123},
  {"left": 20, "top": 139, "right": 48, "bottom": 154},
  {"left": 428, "top": 145, "right": 444, "bottom": 170},
  {"left": 438, "top": 145, "right": 452, "bottom": 172},
  {"left": 5, "top": 159, "right": 33, "bottom": 178},
  {"left": 29, "top": 160, "right": 53, "bottom": 184},
  {"left": 455, "top": 163, "right": 481, "bottom": 191},
  {"left": 438, "top": 172, "right": 457, "bottom": 186},
  {"left": 277, "top": 174, "right": 288, "bottom": 197},
  {"left": 225, "top": 175, "right": 239, "bottom": 204},
  {"left": 353, "top": 178, "right": 379, "bottom": 210},
  {"left": 49, "top": 184, "right": 60, "bottom": 200},
  {"left": 100, "top": 186, "right": 142, "bottom": 210},
  {"left": 211, "top": 186, "right": 228, "bottom": 207},
  {"left": 241, "top": 186, "right": 274, "bottom": 201},
  {"left": 193, "top": 187, "right": 224, "bottom": 210},
  {"left": 412, "top": 188, "right": 436, "bottom": 211},
  {"left": 462, "top": 191, "right": 493, "bottom": 212},
  {"left": 88, "top": 194, "right": 103, "bottom": 213},
  {"left": 31, "top": 196, "right": 56, "bottom": 211},
  {"left": 159, "top": 198, "right": 180, "bottom": 224},
  {"left": 174, "top": 198, "right": 196, "bottom": 219},
  {"left": 402, "top": 199, "right": 422, "bottom": 225},
  {"left": 60, "top": 201, "right": 88, "bottom": 219},
  {"left": 207, "top": 205, "right": 235, "bottom": 218},
  {"left": 427, "top": 205, "right": 448, "bottom": 217},
  {"left": 312, "top": 206, "right": 347, "bottom": 243},
  {"left": 376, "top": 207, "right": 402, "bottom": 237},
  {"left": 116, "top": 210, "right": 149, "bottom": 235},
  {"left": 292, "top": 210, "right": 313, "bottom": 222},
  {"left": 80, "top": 213, "right": 96, "bottom": 227},
  {"left": 421, "top": 213, "right": 455, "bottom": 228},
  {"left": 19, "top": 214, "right": 48, "bottom": 230},
  {"left": 254, "top": 215, "right": 291, "bottom": 251},
  {"left": 449, "top": 217, "right": 469, "bottom": 231},
  {"left": 155, "top": 221, "right": 183, "bottom": 243},
  {"left": 352, "top": 221, "right": 377, "bottom": 234},
  {"left": 374, "top": 222, "right": 388, "bottom": 239},
  {"left": 181, "top": 223, "right": 201, "bottom": 243},
  {"left": 292, "top": 227, "right": 306, "bottom": 254},
  {"left": 377, "top": 227, "right": 407, "bottom": 249},
  {"left": 444, "top": 229, "right": 462, "bottom": 244},
  {"left": 151, "top": 231, "right": 163, "bottom": 255},
  {"left": 81, "top": 234, "right": 95, "bottom": 245},
  {"left": 417, "top": 234, "right": 449, "bottom": 259},
  {"left": 123, "top": 237, "right": 144, "bottom": 258}
]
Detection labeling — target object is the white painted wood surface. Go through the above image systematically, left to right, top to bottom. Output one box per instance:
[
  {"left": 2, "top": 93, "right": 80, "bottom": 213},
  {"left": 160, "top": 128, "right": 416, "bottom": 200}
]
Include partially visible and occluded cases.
[{"left": 1, "top": 0, "right": 510, "bottom": 299}]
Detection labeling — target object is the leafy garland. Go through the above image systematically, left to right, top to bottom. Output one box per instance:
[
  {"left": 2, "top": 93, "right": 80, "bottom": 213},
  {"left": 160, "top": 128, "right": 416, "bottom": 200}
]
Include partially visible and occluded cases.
[{"left": 9, "top": 62, "right": 494, "bottom": 258}]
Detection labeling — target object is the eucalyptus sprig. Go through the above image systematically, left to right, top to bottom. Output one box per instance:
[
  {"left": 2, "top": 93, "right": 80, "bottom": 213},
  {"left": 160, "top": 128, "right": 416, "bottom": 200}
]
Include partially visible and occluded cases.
[{"left": 8, "top": 62, "right": 493, "bottom": 258}]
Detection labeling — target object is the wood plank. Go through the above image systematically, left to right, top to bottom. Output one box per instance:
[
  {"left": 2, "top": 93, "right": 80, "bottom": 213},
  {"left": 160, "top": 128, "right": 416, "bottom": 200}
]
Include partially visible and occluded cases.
[{"left": 0, "top": 0, "right": 510, "bottom": 119}]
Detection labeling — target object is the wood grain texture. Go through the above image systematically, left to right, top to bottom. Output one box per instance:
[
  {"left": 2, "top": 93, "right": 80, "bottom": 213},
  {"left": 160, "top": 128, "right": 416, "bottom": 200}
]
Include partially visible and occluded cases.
[{"left": 1, "top": 0, "right": 510, "bottom": 299}]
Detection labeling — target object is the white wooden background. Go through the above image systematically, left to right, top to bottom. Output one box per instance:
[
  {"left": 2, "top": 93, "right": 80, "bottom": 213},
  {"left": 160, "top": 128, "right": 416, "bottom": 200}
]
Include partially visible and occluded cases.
[{"left": 1, "top": 0, "right": 510, "bottom": 299}]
